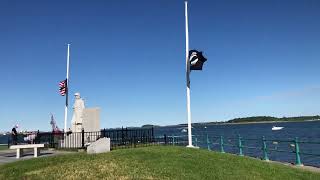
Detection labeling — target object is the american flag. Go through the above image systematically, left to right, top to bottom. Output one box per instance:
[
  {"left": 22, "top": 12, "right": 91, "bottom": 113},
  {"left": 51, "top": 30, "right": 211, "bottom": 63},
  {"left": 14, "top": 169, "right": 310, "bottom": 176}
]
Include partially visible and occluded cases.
[{"left": 59, "top": 79, "right": 67, "bottom": 96}]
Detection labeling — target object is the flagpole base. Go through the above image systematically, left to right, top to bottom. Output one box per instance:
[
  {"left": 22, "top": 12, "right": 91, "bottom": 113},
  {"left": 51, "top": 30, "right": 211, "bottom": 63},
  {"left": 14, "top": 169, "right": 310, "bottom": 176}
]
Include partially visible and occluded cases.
[{"left": 186, "top": 145, "right": 199, "bottom": 149}]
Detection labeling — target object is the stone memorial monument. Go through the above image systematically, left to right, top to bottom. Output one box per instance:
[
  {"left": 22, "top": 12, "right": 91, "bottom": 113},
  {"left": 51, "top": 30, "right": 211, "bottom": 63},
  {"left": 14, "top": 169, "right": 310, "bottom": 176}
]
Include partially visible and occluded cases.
[
  {"left": 61, "top": 92, "right": 101, "bottom": 148},
  {"left": 71, "top": 92, "right": 100, "bottom": 132},
  {"left": 71, "top": 92, "right": 85, "bottom": 132},
  {"left": 82, "top": 107, "right": 100, "bottom": 132}
]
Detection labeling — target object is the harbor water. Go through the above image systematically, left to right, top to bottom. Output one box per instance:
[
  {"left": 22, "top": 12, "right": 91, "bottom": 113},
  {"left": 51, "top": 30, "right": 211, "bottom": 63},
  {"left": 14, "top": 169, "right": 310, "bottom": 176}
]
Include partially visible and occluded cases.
[{"left": 154, "top": 121, "right": 320, "bottom": 167}]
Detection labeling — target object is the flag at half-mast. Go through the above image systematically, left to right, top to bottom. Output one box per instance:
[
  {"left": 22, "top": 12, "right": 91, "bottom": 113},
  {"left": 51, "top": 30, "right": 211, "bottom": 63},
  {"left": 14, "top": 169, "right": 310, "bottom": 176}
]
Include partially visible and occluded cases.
[
  {"left": 189, "top": 50, "right": 207, "bottom": 70},
  {"left": 59, "top": 79, "right": 67, "bottom": 96}
]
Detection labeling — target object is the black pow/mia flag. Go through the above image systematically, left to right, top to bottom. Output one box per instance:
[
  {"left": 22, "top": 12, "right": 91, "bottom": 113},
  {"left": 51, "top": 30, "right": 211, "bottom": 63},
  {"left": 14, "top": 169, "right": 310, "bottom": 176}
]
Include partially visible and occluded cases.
[{"left": 189, "top": 50, "right": 207, "bottom": 70}]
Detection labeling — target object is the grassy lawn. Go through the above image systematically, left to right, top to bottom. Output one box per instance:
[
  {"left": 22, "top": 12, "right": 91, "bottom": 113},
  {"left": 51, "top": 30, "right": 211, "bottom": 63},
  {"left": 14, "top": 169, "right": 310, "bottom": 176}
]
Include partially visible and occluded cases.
[
  {"left": 0, "top": 145, "right": 8, "bottom": 151},
  {"left": 0, "top": 146, "right": 319, "bottom": 179}
]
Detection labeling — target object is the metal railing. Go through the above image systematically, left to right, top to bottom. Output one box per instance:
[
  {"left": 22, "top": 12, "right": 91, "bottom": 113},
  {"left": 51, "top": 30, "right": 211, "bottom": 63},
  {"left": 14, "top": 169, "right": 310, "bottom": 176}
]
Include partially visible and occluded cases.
[
  {"left": 7, "top": 127, "right": 155, "bottom": 150},
  {"left": 7, "top": 130, "right": 320, "bottom": 167},
  {"left": 164, "top": 134, "right": 320, "bottom": 167}
]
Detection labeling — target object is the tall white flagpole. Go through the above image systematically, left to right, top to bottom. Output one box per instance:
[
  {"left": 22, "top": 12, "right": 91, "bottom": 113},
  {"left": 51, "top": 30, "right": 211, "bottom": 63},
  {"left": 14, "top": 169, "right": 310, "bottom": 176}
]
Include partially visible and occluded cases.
[
  {"left": 185, "top": 1, "right": 194, "bottom": 147},
  {"left": 64, "top": 44, "right": 70, "bottom": 132}
]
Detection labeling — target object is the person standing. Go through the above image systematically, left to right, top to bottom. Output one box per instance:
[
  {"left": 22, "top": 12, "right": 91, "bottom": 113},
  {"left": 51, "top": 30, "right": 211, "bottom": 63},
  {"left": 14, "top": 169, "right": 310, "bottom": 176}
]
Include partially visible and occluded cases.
[{"left": 11, "top": 125, "right": 18, "bottom": 145}]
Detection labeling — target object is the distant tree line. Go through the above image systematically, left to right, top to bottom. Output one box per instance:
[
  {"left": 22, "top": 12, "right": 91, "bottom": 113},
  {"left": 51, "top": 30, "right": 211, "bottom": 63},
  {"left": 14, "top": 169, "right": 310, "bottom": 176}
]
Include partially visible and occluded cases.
[
  {"left": 141, "top": 115, "right": 320, "bottom": 128},
  {"left": 227, "top": 115, "right": 320, "bottom": 123}
]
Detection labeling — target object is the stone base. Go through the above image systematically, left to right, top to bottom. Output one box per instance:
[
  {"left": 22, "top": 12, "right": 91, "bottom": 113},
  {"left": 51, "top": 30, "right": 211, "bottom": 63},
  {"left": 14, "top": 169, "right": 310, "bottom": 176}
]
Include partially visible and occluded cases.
[
  {"left": 59, "top": 132, "right": 101, "bottom": 148},
  {"left": 87, "top": 138, "right": 110, "bottom": 154}
]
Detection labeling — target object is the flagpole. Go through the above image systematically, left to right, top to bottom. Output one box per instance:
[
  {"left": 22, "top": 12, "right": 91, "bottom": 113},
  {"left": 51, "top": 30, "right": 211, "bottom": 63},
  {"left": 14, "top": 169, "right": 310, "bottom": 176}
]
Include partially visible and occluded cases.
[
  {"left": 185, "top": 1, "right": 194, "bottom": 148},
  {"left": 64, "top": 44, "right": 70, "bottom": 132}
]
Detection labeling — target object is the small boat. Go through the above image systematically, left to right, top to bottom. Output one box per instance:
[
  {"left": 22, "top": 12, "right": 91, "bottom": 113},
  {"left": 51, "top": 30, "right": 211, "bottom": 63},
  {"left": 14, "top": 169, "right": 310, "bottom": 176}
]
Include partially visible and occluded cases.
[
  {"left": 179, "top": 126, "right": 193, "bottom": 133},
  {"left": 272, "top": 126, "right": 284, "bottom": 131},
  {"left": 290, "top": 143, "right": 295, "bottom": 147}
]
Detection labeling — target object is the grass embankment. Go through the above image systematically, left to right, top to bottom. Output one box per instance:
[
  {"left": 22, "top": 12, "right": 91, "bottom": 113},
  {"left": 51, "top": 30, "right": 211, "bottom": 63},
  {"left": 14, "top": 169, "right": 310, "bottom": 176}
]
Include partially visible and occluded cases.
[
  {"left": 0, "top": 145, "right": 8, "bottom": 151},
  {"left": 0, "top": 146, "right": 319, "bottom": 179}
]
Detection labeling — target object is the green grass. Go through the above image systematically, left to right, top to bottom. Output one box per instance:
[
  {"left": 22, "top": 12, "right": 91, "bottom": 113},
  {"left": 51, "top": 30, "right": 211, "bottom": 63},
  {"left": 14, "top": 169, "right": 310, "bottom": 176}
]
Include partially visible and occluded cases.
[
  {"left": 0, "top": 145, "right": 8, "bottom": 151},
  {"left": 0, "top": 146, "right": 319, "bottom": 180}
]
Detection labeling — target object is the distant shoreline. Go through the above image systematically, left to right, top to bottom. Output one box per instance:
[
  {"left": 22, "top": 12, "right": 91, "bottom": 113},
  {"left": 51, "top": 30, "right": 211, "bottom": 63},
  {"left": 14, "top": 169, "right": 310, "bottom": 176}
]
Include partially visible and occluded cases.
[
  {"left": 167, "top": 119, "right": 320, "bottom": 128},
  {"left": 221, "top": 119, "right": 320, "bottom": 125}
]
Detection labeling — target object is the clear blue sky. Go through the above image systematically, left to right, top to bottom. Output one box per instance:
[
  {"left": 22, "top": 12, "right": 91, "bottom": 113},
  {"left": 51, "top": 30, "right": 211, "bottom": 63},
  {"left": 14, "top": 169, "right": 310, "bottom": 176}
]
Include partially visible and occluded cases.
[{"left": 1, "top": 0, "right": 320, "bottom": 132}]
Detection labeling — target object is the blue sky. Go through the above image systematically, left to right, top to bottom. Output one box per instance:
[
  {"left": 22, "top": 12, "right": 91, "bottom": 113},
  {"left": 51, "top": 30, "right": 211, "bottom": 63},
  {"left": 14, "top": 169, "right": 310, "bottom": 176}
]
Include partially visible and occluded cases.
[{"left": 1, "top": 0, "right": 320, "bottom": 132}]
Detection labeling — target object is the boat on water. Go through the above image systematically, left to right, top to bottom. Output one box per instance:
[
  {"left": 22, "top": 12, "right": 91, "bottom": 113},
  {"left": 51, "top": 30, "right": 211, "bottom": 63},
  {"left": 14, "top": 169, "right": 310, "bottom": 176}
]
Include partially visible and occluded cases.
[
  {"left": 178, "top": 126, "right": 194, "bottom": 133},
  {"left": 272, "top": 126, "right": 284, "bottom": 131},
  {"left": 181, "top": 128, "right": 187, "bottom": 133}
]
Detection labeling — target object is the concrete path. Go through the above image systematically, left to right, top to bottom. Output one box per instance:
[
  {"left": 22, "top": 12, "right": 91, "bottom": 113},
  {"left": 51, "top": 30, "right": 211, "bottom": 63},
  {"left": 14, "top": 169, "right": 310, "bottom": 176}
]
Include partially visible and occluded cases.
[
  {"left": 0, "top": 149, "right": 73, "bottom": 165},
  {"left": 229, "top": 152, "right": 320, "bottom": 174},
  {"left": 244, "top": 156, "right": 320, "bottom": 174},
  {"left": 269, "top": 160, "right": 320, "bottom": 174}
]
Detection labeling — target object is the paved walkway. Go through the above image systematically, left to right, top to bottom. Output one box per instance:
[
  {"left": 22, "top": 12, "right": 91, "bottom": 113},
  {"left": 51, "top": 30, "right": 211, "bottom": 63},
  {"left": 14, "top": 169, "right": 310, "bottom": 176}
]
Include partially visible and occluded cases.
[
  {"left": 0, "top": 149, "right": 73, "bottom": 165},
  {"left": 230, "top": 153, "right": 320, "bottom": 174},
  {"left": 269, "top": 160, "right": 320, "bottom": 174}
]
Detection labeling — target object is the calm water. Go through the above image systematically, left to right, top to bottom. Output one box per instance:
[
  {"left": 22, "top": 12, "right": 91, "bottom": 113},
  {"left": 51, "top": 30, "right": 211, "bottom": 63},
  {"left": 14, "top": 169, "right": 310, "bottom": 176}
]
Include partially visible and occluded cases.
[
  {"left": 1, "top": 121, "right": 319, "bottom": 167},
  {"left": 154, "top": 121, "right": 320, "bottom": 167}
]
